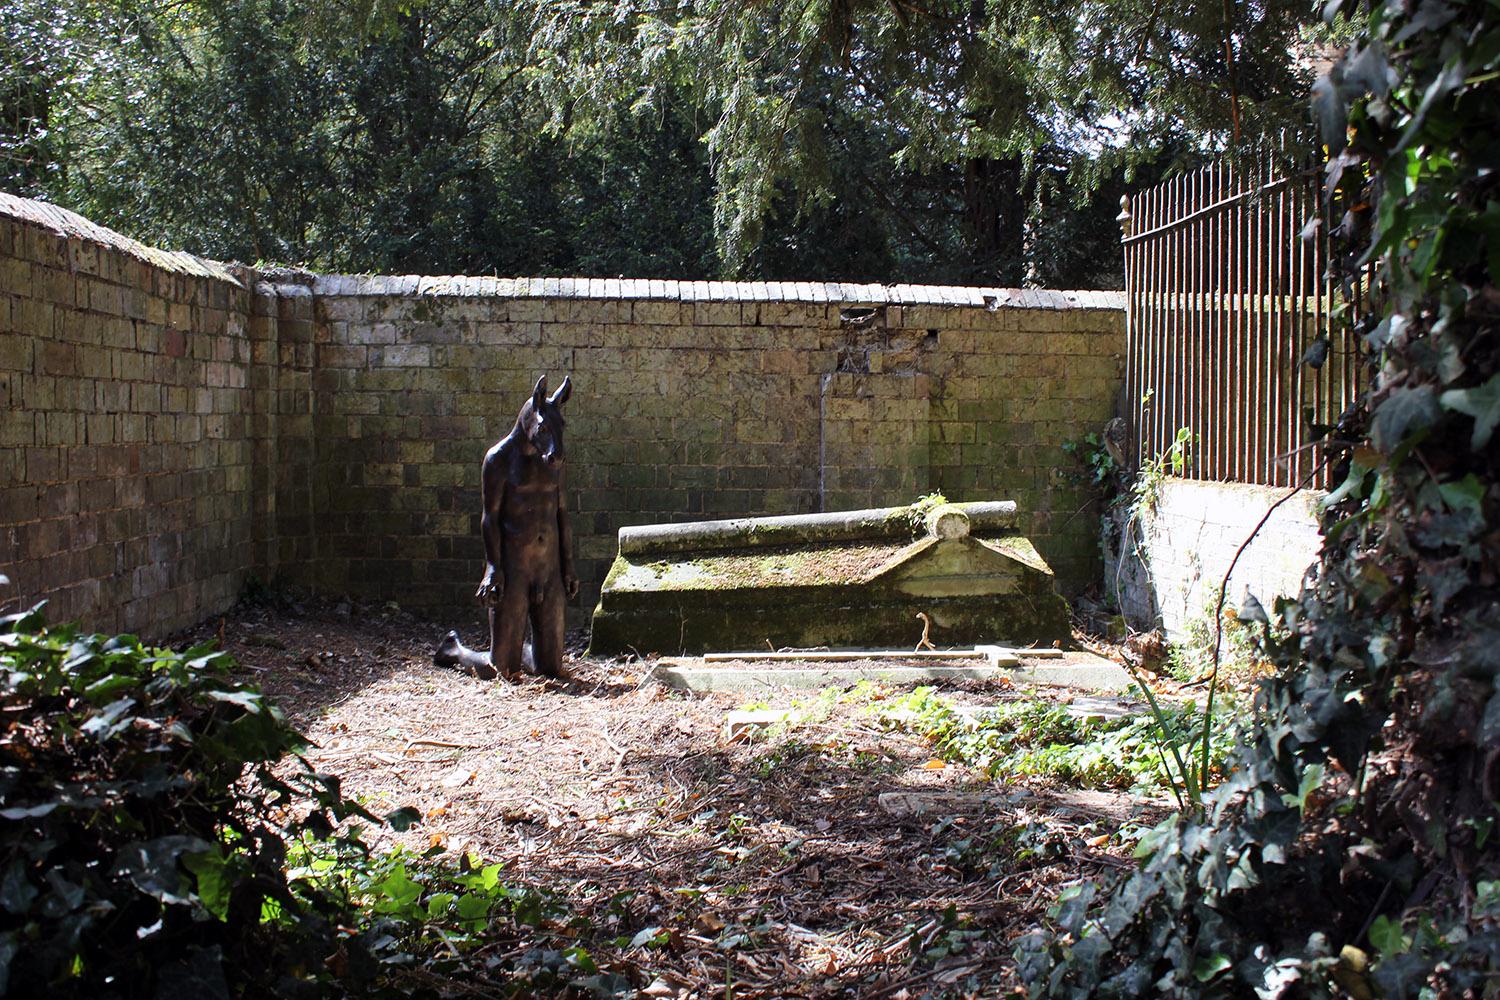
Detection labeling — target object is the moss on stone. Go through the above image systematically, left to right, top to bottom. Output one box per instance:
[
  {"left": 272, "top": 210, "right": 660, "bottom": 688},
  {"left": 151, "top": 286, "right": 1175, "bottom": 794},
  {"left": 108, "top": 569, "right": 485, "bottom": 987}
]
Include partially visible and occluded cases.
[
  {"left": 589, "top": 529, "right": 1070, "bottom": 656},
  {"left": 609, "top": 540, "right": 911, "bottom": 593}
]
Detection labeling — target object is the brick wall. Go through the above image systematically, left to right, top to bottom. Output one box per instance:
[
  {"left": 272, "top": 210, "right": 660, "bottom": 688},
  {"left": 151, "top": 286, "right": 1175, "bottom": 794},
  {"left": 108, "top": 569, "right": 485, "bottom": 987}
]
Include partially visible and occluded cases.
[
  {"left": 0, "top": 193, "right": 262, "bottom": 635},
  {"left": 1, "top": 193, "right": 1127, "bottom": 635},
  {"left": 297, "top": 279, "right": 1125, "bottom": 623},
  {"left": 1109, "top": 479, "right": 1325, "bottom": 640}
]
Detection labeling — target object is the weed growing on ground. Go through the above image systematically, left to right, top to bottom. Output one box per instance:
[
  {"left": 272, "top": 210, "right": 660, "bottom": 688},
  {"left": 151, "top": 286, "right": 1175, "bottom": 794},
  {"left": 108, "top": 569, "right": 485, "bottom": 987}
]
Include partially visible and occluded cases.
[
  {"left": 1167, "top": 598, "right": 1277, "bottom": 684},
  {"left": 877, "top": 688, "right": 1238, "bottom": 793}
]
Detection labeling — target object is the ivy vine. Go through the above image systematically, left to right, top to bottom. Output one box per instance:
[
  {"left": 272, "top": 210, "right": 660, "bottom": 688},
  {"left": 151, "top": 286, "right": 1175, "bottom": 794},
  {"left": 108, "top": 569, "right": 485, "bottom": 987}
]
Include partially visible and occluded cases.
[{"left": 1018, "top": 0, "right": 1500, "bottom": 995}]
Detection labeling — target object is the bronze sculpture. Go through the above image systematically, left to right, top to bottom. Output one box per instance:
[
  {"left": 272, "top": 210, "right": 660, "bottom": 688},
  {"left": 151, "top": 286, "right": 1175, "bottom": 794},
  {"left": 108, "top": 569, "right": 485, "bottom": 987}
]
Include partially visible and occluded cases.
[{"left": 435, "top": 374, "right": 578, "bottom": 679}]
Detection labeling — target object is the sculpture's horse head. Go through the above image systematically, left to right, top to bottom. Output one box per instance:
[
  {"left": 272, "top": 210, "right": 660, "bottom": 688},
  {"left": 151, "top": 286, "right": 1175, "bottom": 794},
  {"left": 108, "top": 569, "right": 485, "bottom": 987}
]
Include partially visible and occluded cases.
[{"left": 520, "top": 374, "right": 571, "bottom": 468}]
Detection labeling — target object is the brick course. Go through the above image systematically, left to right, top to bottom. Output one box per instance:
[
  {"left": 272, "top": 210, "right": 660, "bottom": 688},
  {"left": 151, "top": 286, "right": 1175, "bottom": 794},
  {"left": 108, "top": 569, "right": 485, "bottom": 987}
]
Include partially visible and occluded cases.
[{"left": 1, "top": 193, "right": 1127, "bottom": 635}]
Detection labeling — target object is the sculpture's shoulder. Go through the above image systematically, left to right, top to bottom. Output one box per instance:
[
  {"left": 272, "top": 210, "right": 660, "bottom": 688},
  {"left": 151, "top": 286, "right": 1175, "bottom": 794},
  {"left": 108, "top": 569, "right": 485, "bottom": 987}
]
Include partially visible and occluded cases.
[
  {"left": 483, "top": 432, "right": 516, "bottom": 469},
  {"left": 480, "top": 434, "right": 518, "bottom": 496}
]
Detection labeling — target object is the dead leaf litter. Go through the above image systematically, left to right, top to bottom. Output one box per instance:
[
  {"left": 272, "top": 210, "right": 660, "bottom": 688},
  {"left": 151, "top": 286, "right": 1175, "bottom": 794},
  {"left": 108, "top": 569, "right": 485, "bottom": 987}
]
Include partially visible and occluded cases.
[{"left": 179, "top": 599, "right": 1166, "bottom": 998}]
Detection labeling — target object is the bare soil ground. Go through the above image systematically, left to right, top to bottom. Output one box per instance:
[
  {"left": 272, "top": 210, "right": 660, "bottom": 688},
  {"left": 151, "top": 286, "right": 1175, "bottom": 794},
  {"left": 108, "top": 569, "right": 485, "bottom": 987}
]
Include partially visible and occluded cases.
[{"left": 179, "top": 598, "right": 1165, "bottom": 998}]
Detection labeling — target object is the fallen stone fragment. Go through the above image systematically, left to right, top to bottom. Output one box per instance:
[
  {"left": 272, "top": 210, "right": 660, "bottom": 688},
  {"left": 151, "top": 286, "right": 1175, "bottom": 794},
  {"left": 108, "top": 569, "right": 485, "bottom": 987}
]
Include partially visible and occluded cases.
[
  {"left": 723, "top": 709, "right": 793, "bottom": 741},
  {"left": 876, "top": 791, "right": 990, "bottom": 817}
]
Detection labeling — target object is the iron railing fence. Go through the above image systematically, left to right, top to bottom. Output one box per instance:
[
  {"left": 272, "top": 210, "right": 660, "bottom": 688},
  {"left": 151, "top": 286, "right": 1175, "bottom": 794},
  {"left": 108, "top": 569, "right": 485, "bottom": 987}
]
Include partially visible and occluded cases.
[{"left": 1120, "top": 162, "right": 1366, "bottom": 488}]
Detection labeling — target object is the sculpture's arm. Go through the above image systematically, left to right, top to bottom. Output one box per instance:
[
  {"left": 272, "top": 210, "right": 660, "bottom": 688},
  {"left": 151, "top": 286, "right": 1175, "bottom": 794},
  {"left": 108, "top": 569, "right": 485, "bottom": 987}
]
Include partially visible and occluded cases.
[
  {"left": 477, "top": 445, "right": 507, "bottom": 604},
  {"left": 557, "top": 467, "right": 579, "bottom": 600}
]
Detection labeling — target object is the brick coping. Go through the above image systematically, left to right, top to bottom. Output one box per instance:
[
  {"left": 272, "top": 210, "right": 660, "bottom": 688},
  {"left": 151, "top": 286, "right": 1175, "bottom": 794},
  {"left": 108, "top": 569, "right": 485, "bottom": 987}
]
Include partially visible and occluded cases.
[
  {"left": 0, "top": 191, "right": 239, "bottom": 284},
  {"left": 285, "top": 274, "right": 1124, "bottom": 311}
]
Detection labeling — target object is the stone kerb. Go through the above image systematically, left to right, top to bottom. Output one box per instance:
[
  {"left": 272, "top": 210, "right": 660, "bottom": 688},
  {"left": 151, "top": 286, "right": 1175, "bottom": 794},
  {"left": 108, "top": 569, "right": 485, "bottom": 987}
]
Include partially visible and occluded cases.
[{"left": 617, "top": 501, "right": 1018, "bottom": 558}]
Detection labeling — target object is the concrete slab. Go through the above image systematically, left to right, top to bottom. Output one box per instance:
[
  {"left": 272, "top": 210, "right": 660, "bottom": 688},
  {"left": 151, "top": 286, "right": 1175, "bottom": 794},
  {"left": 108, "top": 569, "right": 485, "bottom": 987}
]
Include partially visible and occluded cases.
[
  {"left": 977, "top": 645, "right": 1065, "bottom": 660},
  {"left": 703, "top": 648, "right": 1020, "bottom": 666},
  {"left": 648, "top": 653, "right": 1131, "bottom": 694},
  {"left": 1016, "top": 661, "right": 1133, "bottom": 692},
  {"left": 652, "top": 664, "right": 1012, "bottom": 692},
  {"left": 884, "top": 695, "right": 1138, "bottom": 730},
  {"left": 1059, "top": 695, "right": 1138, "bottom": 721},
  {"left": 877, "top": 790, "right": 992, "bottom": 817}
]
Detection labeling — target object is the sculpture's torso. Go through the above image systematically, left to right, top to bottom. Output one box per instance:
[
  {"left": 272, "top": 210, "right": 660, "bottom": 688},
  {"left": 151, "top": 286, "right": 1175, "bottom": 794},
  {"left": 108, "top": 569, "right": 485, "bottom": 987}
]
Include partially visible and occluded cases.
[{"left": 492, "top": 434, "right": 562, "bottom": 583}]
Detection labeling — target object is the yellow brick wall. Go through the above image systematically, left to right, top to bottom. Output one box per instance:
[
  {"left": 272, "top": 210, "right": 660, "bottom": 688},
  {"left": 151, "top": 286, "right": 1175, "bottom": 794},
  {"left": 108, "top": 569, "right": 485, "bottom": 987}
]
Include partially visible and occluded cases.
[
  {"left": 0, "top": 195, "right": 1127, "bottom": 635},
  {"left": 0, "top": 196, "right": 263, "bottom": 635}
]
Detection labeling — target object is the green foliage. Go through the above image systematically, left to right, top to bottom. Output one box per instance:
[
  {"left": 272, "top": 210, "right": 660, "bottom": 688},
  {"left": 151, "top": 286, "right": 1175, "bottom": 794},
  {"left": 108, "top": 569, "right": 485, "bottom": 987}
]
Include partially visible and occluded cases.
[
  {"left": 3, "top": 0, "right": 720, "bottom": 277},
  {"left": 527, "top": 0, "right": 1316, "bottom": 278},
  {"left": 1019, "top": 0, "right": 1500, "bottom": 994},
  {"left": 1096, "top": 425, "right": 1192, "bottom": 624},
  {"left": 1130, "top": 426, "right": 1193, "bottom": 515},
  {"left": 1062, "top": 432, "right": 1120, "bottom": 488},
  {"left": 902, "top": 491, "right": 950, "bottom": 534},
  {"left": 1167, "top": 599, "right": 1274, "bottom": 685},
  {"left": 0, "top": 603, "right": 380, "bottom": 996},
  {"left": 0, "top": 605, "right": 639, "bottom": 997},
  {"left": 878, "top": 688, "right": 1236, "bottom": 793},
  {"left": 288, "top": 844, "right": 636, "bottom": 996}
]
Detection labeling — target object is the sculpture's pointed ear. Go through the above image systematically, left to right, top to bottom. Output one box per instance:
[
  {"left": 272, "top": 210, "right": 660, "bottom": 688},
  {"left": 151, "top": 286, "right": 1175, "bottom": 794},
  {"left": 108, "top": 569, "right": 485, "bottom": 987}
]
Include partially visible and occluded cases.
[
  {"left": 531, "top": 374, "right": 547, "bottom": 411},
  {"left": 547, "top": 375, "right": 572, "bottom": 408}
]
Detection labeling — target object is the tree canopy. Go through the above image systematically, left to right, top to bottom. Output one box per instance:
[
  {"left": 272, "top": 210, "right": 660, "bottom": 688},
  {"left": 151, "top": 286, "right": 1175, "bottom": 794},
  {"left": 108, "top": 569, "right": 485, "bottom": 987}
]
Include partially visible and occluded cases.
[{"left": 2, "top": 0, "right": 1320, "bottom": 284}]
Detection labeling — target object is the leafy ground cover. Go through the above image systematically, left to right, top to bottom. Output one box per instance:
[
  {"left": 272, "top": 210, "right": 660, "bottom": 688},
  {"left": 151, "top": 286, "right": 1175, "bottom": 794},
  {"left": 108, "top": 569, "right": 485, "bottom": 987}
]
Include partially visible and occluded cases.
[
  {"left": 1019, "top": 2, "right": 1500, "bottom": 995},
  {"left": 153, "top": 595, "right": 1174, "bottom": 997},
  {"left": 0, "top": 603, "right": 385, "bottom": 997},
  {"left": 876, "top": 688, "right": 1238, "bottom": 795}
]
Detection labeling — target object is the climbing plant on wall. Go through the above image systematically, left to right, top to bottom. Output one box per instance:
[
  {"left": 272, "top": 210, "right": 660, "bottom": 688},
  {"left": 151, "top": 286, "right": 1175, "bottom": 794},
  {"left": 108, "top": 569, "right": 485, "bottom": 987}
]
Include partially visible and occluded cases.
[{"left": 1017, "top": 0, "right": 1500, "bottom": 995}]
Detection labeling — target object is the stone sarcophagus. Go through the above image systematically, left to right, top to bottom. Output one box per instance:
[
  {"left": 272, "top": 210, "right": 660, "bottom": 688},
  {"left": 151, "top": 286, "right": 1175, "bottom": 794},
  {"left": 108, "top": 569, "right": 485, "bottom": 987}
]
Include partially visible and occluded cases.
[{"left": 587, "top": 500, "right": 1069, "bottom": 656}]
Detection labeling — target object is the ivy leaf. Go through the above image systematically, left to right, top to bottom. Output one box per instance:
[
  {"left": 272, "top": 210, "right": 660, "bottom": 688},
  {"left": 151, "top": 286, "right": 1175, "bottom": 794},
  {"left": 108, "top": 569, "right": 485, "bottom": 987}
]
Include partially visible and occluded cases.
[
  {"left": 1343, "top": 42, "right": 1394, "bottom": 99},
  {"left": 1394, "top": 56, "right": 1467, "bottom": 153},
  {"left": 1312, "top": 71, "right": 1348, "bottom": 154},
  {"left": 1481, "top": 200, "right": 1500, "bottom": 284},
  {"left": 1302, "top": 336, "right": 1330, "bottom": 369},
  {"left": 1439, "top": 373, "right": 1500, "bottom": 448},
  {"left": 1371, "top": 386, "right": 1438, "bottom": 452},
  {"left": 1437, "top": 474, "right": 1484, "bottom": 514},
  {"left": 1481, "top": 687, "right": 1500, "bottom": 744},
  {"left": 205, "top": 689, "right": 263, "bottom": 712},
  {"left": 1282, "top": 763, "right": 1326, "bottom": 814},
  {"left": 115, "top": 835, "right": 214, "bottom": 905},
  {"left": 182, "top": 849, "right": 231, "bottom": 921},
  {"left": 0, "top": 863, "right": 38, "bottom": 915},
  {"left": 375, "top": 864, "right": 423, "bottom": 910},
  {"left": 1051, "top": 882, "right": 1097, "bottom": 932},
  {"left": 455, "top": 892, "right": 491, "bottom": 924},
  {"left": 1368, "top": 914, "right": 1408, "bottom": 956},
  {"left": 629, "top": 926, "right": 670, "bottom": 949},
  {"left": 0, "top": 932, "right": 15, "bottom": 996},
  {"left": 1193, "top": 953, "right": 1233, "bottom": 982}
]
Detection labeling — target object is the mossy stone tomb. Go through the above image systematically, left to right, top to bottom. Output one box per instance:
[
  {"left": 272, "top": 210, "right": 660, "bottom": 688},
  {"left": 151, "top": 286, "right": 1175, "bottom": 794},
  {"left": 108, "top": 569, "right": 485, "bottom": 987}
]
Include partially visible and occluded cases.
[{"left": 587, "top": 501, "right": 1070, "bottom": 655}]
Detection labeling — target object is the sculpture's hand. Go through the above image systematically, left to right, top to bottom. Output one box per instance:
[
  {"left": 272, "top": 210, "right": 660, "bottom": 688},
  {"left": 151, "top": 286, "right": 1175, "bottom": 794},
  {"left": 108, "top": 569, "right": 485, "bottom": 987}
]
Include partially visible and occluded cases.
[
  {"left": 563, "top": 569, "right": 580, "bottom": 601},
  {"left": 476, "top": 572, "right": 502, "bottom": 607}
]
